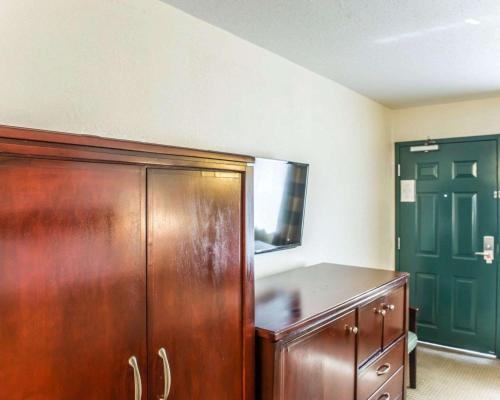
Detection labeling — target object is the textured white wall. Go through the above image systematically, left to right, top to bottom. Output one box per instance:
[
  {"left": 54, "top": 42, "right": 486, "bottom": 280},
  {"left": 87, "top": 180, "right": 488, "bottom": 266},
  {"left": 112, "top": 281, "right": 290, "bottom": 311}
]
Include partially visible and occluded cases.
[
  {"left": 0, "top": 0, "right": 394, "bottom": 277},
  {"left": 391, "top": 96, "right": 500, "bottom": 142}
]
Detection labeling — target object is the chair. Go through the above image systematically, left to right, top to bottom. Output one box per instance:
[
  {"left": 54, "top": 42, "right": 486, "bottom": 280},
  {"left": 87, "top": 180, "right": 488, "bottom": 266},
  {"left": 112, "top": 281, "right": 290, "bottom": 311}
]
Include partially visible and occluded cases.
[{"left": 408, "top": 307, "right": 419, "bottom": 389}]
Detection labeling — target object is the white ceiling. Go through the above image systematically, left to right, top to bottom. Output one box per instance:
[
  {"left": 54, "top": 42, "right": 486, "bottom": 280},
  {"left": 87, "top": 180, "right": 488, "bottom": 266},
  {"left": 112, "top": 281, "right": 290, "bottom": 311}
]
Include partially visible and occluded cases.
[{"left": 161, "top": 0, "right": 500, "bottom": 108}]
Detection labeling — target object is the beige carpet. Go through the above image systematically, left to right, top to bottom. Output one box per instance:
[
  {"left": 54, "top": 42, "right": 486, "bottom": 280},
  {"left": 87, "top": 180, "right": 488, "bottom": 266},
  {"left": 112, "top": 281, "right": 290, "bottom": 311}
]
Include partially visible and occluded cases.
[{"left": 407, "top": 345, "right": 500, "bottom": 400}]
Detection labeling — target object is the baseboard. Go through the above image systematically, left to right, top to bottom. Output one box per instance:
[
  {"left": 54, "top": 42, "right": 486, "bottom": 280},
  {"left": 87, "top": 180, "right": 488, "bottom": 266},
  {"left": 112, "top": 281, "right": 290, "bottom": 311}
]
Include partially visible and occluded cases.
[{"left": 418, "top": 340, "right": 497, "bottom": 359}]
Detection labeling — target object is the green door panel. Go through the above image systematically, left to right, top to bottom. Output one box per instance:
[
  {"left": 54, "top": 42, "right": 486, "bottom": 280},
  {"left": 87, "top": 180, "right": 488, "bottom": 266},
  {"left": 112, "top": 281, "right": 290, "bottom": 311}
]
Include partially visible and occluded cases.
[{"left": 398, "top": 139, "right": 498, "bottom": 354}]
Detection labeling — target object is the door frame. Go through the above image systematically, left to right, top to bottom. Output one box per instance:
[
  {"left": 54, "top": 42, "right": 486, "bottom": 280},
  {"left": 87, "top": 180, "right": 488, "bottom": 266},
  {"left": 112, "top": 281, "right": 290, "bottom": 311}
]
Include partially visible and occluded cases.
[{"left": 395, "top": 134, "right": 500, "bottom": 357}]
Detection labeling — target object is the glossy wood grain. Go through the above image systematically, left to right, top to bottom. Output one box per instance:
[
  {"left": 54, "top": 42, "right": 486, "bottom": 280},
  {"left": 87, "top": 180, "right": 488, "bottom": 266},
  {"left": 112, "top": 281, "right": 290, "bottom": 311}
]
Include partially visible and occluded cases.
[
  {"left": 0, "top": 124, "right": 253, "bottom": 163},
  {"left": 0, "top": 126, "right": 254, "bottom": 400},
  {"left": 0, "top": 158, "right": 147, "bottom": 399},
  {"left": 242, "top": 165, "right": 256, "bottom": 400},
  {"left": 148, "top": 169, "right": 245, "bottom": 400},
  {"left": 255, "top": 263, "right": 408, "bottom": 341},
  {"left": 255, "top": 264, "right": 409, "bottom": 400},
  {"left": 382, "top": 286, "right": 406, "bottom": 348},
  {"left": 358, "top": 296, "right": 385, "bottom": 366},
  {"left": 282, "top": 311, "right": 356, "bottom": 400},
  {"left": 255, "top": 337, "right": 277, "bottom": 400},
  {"left": 357, "top": 338, "right": 405, "bottom": 400},
  {"left": 367, "top": 367, "right": 404, "bottom": 400}
]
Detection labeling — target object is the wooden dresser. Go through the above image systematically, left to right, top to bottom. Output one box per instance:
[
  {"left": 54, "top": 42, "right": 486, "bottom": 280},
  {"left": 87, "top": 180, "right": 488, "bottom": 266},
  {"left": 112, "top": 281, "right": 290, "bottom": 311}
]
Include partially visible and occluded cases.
[{"left": 255, "top": 263, "right": 409, "bottom": 400}]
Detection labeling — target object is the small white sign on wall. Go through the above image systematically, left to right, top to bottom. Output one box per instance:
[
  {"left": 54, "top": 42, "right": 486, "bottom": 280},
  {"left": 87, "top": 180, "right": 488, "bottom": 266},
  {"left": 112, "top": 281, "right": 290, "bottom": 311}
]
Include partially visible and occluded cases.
[{"left": 400, "top": 180, "right": 416, "bottom": 203}]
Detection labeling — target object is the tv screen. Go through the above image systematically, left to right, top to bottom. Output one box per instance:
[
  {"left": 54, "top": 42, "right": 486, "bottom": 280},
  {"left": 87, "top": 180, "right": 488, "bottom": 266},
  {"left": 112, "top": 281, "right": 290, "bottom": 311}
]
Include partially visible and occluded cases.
[{"left": 254, "top": 158, "right": 309, "bottom": 254}]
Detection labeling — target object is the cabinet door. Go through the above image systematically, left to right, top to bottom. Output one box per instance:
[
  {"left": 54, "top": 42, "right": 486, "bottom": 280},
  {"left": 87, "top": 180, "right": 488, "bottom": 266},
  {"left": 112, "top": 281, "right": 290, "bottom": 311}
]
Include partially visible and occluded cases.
[
  {"left": 0, "top": 158, "right": 147, "bottom": 399},
  {"left": 148, "top": 169, "right": 244, "bottom": 400},
  {"left": 382, "top": 286, "right": 406, "bottom": 348},
  {"left": 358, "top": 297, "right": 384, "bottom": 365},
  {"left": 282, "top": 311, "right": 357, "bottom": 400}
]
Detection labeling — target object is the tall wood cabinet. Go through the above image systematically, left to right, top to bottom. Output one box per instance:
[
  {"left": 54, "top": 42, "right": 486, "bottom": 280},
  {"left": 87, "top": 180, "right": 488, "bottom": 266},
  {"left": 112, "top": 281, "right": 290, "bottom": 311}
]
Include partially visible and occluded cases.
[
  {"left": 0, "top": 125, "right": 254, "bottom": 400},
  {"left": 147, "top": 169, "right": 247, "bottom": 399}
]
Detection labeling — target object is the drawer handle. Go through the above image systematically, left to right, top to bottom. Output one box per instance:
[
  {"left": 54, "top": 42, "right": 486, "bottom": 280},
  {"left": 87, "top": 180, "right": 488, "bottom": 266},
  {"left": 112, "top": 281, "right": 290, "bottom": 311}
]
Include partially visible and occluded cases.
[
  {"left": 383, "top": 303, "right": 396, "bottom": 311},
  {"left": 374, "top": 308, "right": 387, "bottom": 316},
  {"left": 345, "top": 325, "right": 359, "bottom": 335},
  {"left": 376, "top": 363, "right": 391, "bottom": 376},
  {"left": 378, "top": 393, "right": 390, "bottom": 400}
]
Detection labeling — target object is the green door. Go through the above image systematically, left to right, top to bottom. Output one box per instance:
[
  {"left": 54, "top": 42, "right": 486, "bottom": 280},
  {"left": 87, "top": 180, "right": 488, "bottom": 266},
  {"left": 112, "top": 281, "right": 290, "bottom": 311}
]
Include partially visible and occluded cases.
[{"left": 398, "top": 139, "right": 498, "bottom": 354}]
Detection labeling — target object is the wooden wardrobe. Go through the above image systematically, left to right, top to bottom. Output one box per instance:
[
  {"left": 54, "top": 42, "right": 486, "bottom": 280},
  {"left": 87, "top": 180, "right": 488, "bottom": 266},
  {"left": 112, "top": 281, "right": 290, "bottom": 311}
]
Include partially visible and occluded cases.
[{"left": 0, "top": 125, "right": 255, "bottom": 400}]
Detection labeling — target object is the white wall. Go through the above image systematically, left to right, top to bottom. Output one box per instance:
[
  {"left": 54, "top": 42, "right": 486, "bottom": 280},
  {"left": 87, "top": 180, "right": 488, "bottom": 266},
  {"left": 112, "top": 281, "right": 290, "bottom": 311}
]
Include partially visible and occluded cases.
[
  {"left": 0, "top": 0, "right": 394, "bottom": 278},
  {"left": 391, "top": 96, "right": 500, "bottom": 142}
]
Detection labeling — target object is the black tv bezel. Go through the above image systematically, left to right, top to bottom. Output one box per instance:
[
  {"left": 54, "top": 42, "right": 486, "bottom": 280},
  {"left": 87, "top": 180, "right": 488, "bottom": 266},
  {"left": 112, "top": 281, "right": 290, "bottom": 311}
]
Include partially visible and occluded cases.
[{"left": 253, "top": 158, "right": 309, "bottom": 255}]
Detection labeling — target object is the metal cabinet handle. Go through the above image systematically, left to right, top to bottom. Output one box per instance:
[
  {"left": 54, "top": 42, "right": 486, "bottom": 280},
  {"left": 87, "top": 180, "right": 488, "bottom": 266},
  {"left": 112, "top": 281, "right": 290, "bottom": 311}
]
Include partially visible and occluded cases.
[
  {"left": 383, "top": 304, "right": 395, "bottom": 311},
  {"left": 374, "top": 308, "right": 387, "bottom": 316},
  {"left": 345, "top": 325, "right": 359, "bottom": 335},
  {"left": 158, "top": 348, "right": 172, "bottom": 399},
  {"left": 128, "top": 356, "right": 142, "bottom": 400},
  {"left": 376, "top": 363, "right": 391, "bottom": 376},
  {"left": 378, "top": 393, "right": 390, "bottom": 400}
]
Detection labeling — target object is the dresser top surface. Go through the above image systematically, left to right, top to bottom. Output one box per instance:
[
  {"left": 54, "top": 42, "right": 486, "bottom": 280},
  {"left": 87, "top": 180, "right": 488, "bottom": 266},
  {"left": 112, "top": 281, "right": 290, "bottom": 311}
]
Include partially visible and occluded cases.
[{"left": 255, "top": 263, "right": 408, "bottom": 339}]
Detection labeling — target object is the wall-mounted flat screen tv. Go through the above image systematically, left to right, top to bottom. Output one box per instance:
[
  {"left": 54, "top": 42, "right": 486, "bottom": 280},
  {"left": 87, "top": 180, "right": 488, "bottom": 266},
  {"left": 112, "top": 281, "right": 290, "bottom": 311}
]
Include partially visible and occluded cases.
[{"left": 254, "top": 158, "right": 309, "bottom": 254}]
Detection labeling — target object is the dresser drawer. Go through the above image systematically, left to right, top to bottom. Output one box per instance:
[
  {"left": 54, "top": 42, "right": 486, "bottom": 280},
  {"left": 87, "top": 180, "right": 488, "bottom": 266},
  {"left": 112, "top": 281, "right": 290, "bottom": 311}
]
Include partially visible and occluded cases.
[
  {"left": 357, "top": 337, "right": 405, "bottom": 400},
  {"left": 367, "top": 366, "right": 404, "bottom": 400}
]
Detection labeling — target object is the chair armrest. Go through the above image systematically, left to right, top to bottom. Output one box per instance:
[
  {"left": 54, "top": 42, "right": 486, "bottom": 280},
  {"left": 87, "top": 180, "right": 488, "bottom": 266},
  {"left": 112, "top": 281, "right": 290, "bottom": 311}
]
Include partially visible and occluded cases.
[{"left": 409, "top": 307, "right": 419, "bottom": 333}]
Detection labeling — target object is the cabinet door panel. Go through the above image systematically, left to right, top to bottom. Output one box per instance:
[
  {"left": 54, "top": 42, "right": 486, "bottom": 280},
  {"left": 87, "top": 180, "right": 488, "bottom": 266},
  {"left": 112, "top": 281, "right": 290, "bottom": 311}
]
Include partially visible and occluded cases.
[
  {"left": 0, "top": 158, "right": 147, "bottom": 399},
  {"left": 148, "top": 169, "right": 244, "bottom": 400},
  {"left": 382, "top": 286, "right": 406, "bottom": 348},
  {"left": 358, "top": 297, "right": 384, "bottom": 365},
  {"left": 282, "top": 311, "right": 356, "bottom": 400}
]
